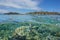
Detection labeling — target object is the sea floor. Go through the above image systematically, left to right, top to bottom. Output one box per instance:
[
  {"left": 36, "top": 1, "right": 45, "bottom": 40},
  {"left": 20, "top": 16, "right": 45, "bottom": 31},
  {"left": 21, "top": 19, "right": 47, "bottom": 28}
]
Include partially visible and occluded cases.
[{"left": 0, "top": 15, "right": 60, "bottom": 40}]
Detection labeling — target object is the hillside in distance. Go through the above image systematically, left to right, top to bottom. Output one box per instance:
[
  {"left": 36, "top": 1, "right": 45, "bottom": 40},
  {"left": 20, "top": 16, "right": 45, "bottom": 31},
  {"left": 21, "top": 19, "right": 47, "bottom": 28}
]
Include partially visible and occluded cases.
[
  {"left": 0, "top": 12, "right": 60, "bottom": 15},
  {"left": 3, "top": 12, "right": 24, "bottom": 15},
  {"left": 26, "top": 12, "right": 60, "bottom": 15}
]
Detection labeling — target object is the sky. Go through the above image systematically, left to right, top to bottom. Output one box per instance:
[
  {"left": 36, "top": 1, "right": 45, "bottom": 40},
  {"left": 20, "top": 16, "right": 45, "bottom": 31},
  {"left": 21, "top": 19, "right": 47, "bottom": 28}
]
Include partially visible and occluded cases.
[{"left": 0, "top": 0, "right": 60, "bottom": 13}]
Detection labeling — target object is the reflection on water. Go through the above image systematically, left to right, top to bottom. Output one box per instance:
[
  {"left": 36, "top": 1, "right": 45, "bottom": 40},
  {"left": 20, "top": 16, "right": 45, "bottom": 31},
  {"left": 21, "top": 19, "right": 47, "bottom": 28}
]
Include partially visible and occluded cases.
[
  {"left": 0, "top": 15, "right": 60, "bottom": 24},
  {"left": 0, "top": 15, "right": 32, "bottom": 22},
  {"left": 32, "top": 15, "right": 60, "bottom": 24}
]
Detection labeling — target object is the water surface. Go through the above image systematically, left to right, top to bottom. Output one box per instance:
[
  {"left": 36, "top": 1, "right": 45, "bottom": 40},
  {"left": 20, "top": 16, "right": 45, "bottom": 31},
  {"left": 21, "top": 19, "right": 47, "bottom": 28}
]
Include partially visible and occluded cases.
[{"left": 0, "top": 15, "right": 60, "bottom": 24}]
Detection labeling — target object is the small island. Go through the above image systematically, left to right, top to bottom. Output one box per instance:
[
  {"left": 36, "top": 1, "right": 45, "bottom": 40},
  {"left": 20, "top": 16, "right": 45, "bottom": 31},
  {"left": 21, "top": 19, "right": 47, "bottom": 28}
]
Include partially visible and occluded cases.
[
  {"left": 0, "top": 12, "right": 60, "bottom": 15},
  {"left": 4, "top": 12, "right": 23, "bottom": 15},
  {"left": 26, "top": 12, "right": 60, "bottom": 15}
]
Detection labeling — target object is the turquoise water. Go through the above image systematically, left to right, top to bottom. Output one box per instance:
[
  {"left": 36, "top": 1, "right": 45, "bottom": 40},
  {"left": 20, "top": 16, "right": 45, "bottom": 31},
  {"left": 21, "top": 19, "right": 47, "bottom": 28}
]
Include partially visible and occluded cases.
[
  {"left": 0, "top": 15, "right": 60, "bottom": 24},
  {"left": 0, "top": 15, "right": 60, "bottom": 40},
  {"left": 0, "top": 15, "right": 32, "bottom": 22},
  {"left": 32, "top": 15, "right": 60, "bottom": 24}
]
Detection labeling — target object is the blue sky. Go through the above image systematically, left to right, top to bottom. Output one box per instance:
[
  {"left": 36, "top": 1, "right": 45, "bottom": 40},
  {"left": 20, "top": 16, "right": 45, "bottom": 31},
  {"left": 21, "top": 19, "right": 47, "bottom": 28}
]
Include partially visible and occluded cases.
[
  {"left": 0, "top": 0, "right": 60, "bottom": 13},
  {"left": 40, "top": 0, "right": 60, "bottom": 12}
]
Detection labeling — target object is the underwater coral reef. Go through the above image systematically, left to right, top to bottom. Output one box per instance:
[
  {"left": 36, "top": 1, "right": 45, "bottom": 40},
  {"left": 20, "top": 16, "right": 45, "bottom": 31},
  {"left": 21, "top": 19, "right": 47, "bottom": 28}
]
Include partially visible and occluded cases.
[{"left": 0, "top": 22, "right": 60, "bottom": 40}]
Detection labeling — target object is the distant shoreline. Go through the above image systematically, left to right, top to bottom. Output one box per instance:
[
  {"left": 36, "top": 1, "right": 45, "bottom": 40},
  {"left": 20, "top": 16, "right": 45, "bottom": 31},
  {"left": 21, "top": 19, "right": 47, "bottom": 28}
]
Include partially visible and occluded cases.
[
  {"left": 0, "top": 12, "right": 60, "bottom": 15},
  {"left": 26, "top": 12, "right": 60, "bottom": 15}
]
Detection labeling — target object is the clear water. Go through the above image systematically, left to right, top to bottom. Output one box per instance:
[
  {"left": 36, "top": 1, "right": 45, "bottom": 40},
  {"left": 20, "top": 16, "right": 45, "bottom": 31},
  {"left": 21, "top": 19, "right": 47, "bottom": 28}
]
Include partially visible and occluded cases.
[
  {"left": 0, "top": 15, "right": 60, "bottom": 24},
  {"left": 0, "top": 15, "right": 60, "bottom": 40},
  {"left": 0, "top": 15, "right": 32, "bottom": 22}
]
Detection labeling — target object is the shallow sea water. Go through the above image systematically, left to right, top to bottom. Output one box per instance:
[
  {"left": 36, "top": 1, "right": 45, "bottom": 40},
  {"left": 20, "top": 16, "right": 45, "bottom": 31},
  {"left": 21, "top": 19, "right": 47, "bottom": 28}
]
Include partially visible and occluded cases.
[{"left": 0, "top": 15, "right": 60, "bottom": 40}]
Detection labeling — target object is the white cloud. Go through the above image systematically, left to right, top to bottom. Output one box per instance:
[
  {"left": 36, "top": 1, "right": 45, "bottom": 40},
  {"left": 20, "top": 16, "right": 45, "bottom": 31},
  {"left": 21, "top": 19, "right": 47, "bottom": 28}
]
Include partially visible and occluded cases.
[
  {"left": 0, "top": 0, "right": 41, "bottom": 11},
  {"left": 0, "top": 9, "right": 9, "bottom": 13}
]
